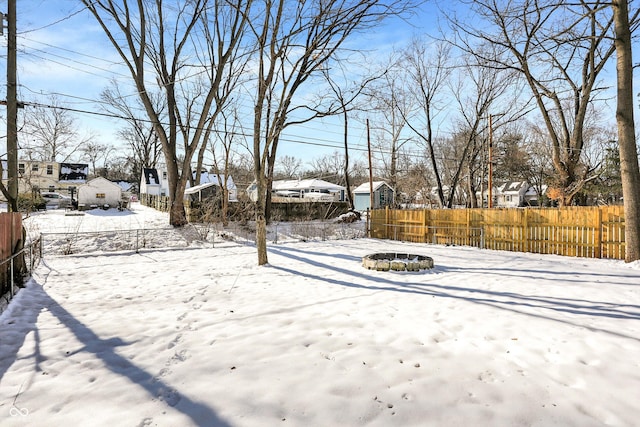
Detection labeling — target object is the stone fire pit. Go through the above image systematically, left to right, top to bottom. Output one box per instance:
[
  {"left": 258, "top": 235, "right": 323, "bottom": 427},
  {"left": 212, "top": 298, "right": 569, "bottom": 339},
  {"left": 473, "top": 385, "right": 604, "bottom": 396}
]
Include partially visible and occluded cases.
[{"left": 362, "top": 253, "right": 434, "bottom": 272}]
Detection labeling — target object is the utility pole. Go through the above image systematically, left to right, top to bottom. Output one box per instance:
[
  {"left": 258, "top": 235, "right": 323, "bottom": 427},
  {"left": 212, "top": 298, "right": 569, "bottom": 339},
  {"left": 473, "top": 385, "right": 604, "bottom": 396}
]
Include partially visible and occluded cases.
[
  {"left": 5, "top": 0, "right": 18, "bottom": 212},
  {"left": 488, "top": 114, "right": 493, "bottom": 209},
  {"left": 367, "top": 119, "right": 374, "bottom": 210}
]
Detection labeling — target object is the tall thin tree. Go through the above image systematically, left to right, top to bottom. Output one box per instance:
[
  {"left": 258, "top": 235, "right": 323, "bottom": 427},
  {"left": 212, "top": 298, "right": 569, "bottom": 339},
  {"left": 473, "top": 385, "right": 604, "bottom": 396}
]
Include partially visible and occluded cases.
[
  {"left": 249, "top": 0, "right": 415, "bottom": 265},
  {"left": 612, "top": 0, "right": 640, "bottom": 262}
]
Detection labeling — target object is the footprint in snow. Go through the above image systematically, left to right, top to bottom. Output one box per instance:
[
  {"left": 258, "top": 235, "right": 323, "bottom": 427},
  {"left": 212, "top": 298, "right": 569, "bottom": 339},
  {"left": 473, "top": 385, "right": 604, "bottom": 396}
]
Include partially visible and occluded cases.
[{"left": 157, "top": 387, "right": 181, "bottom": 407}]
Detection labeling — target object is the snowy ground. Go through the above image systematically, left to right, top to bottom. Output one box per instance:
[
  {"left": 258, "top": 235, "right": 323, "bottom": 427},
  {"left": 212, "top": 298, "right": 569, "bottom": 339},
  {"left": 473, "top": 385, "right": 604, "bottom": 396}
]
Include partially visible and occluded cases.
[{"left": 1, "top": 204, "right": 640, "bottom": 426}]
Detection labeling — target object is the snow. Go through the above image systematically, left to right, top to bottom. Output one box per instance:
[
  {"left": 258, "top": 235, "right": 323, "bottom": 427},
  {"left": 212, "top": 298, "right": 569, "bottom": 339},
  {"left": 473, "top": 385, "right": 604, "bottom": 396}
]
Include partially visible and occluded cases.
[{"left": 1, "top": 203, "right": 640, "bottom": 426}]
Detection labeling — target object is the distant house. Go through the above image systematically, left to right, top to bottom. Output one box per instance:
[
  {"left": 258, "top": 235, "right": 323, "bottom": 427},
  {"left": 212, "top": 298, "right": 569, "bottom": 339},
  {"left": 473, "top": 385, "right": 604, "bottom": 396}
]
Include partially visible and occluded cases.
[
  {"left": 0, "top": 160, "right": 88, "bottom": 196},
  {"left": 140, "top": 167, "right": 237, "bottom": 203},
  {"left": 140, "top": 168, "right": 165, "bottom": 196},
  {"left": 191, "top": 172, "right": 238, "bottom": 202},
  {"left": 78, "top": 177, "right": 123, "bottom": 208},
  {"left": 247, "top": 179, "right": 346, "bottom": 202},
  {"left": 353, "top": 181, "right": 394, "bottom": 211},
  {"left": 478, "top": 181, "right": 546, "bottom": 207},
  {"left": 496, "top": 181, "right": 529, "bottom": 208},
  {"left": 523, "top": 185, "right": 548, "bottom": 207}
]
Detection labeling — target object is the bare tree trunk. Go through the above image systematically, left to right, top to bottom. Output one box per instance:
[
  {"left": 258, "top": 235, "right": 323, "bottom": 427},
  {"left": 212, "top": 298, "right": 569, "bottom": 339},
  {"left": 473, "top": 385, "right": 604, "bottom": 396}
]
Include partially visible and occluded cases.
[
  {"left": 613, "top": 0, "right": 640, "bottom": 262},
  {"left": 342, "top": 109, "right": 355, "bottom": 210}
]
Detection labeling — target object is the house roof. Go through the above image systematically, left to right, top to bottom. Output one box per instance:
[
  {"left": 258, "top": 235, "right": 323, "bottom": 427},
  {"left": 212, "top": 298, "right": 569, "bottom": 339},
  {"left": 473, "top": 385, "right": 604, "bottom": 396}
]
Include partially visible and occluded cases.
[
  {"left": 142, "top": 168, "right": 160, "bottom": 185},
  {"left": 191, "top": 172, "right": 236, "bottom": 189},
  {"left": 81, "top": 177, "right": 122, "bottom": 190},
  {"left": 272, "top": 179, "right": 345, "bottom": 192},
  {"left": 116, "top": 181, "right": 134, "bottom": 192},
  {"left": 353, "top": 181, "right": 392, "bottom": 194},
  {"left": 497, "top": 181, "right": 528, "bottom": 193},
  {"left": 185, "top": 182, "right": 220, "bottom": 195},
  {"left": 525, "top": 185, "right": 547, "bottom": 196}
]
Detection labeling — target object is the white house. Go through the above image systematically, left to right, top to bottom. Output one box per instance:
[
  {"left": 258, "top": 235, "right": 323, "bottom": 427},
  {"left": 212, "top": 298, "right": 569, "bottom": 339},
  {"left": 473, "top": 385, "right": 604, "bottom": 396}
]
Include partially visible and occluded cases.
[
  {"left": 0, "top": 160, "right": 88, "bottom": 196},
  {"left": 140, "top": 167, "right": 237, "bottom": 202},
  {"left": 140, "top": 168, "right": 166, "bottom": 196},
  {"left": 78, "top": 177, "right": 123, "bottom": 208},
  {"left": 247, "top": 179, "right": 346, "bottom": 202},
  {"left": 478, "top": 181, "right": 546, "bottom": 207}
]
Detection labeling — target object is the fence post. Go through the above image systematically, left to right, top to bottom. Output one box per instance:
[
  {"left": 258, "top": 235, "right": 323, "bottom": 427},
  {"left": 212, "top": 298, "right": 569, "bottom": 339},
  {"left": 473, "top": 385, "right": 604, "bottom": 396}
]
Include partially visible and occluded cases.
[
  {"left": 385, "top": 206, "right": 390, "bottom": 240},
  {"left": 595, "top": 207, "right": 602, "bottom": 259},
  {"left": 423, "top": 209, "right": 428, "bottom": 243},
  {"left": 466, "top": 209, "right": 471, "bottom": 247},
  {"left": 523, "top": 209, "right": 529, "bottom": 253},
  {"left": 136, "top": 229, "right": 139, "bottom": 253},
  {"left": 10, "top": 256, "right": 14, "bottom": 299}
]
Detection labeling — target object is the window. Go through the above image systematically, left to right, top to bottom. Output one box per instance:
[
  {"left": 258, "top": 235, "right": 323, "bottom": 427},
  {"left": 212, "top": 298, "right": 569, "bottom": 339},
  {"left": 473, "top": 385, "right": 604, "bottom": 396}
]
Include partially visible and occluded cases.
[
  {"left": 18, "top": 163, "right": 25, "bottom": 174},
  {"left": 31, "top": 163, "right": 39, "bottom": 172},
  {"left": 47, "top": 164, "right": 54, "bottom": 175},
  {"left": 162, "top": 171, "right": 167, "bottom": 180},
  {"left": 96, "top": 193, "right": 106, "bottom": 199}
]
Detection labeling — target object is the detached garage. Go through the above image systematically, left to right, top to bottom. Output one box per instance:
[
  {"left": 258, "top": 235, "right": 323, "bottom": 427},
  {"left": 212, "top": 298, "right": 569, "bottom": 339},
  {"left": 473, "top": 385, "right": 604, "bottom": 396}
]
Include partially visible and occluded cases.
[
  {"left": 78, "top": 177, "right": 123, "bottom": 209},
  {"left": 353, "top": 181, "right": 395, "bottom": 211}
]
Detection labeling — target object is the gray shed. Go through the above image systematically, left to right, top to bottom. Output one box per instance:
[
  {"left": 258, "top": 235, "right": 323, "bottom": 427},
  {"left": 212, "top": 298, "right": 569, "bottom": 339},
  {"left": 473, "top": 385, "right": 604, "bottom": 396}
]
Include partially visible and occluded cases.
[{"left": 353, "top": 181, "right": 394, "bottom": 211}]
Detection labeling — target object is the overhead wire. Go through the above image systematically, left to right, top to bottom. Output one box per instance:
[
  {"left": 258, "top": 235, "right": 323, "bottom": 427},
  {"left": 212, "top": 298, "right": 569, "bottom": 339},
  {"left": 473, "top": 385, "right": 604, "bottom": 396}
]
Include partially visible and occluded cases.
[{"left": 17, "top": 5, "right": 88, "bottom": 35}]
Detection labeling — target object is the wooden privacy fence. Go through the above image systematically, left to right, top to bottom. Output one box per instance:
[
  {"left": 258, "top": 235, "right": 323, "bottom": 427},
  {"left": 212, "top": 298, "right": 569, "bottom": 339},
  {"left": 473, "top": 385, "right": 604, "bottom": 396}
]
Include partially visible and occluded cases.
[
  {"left": 369, "top": 206, "right": 626, "bottom": 260},
  {"left": 1, "top": 212, "right": 24, "bottom": 297}
]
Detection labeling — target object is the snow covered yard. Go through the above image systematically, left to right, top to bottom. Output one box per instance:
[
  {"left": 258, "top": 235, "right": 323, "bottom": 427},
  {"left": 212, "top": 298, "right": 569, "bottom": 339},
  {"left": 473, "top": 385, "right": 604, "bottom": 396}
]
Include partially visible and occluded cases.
[{"left": 1, "top": 204, "right": 640, "bottom": 426}]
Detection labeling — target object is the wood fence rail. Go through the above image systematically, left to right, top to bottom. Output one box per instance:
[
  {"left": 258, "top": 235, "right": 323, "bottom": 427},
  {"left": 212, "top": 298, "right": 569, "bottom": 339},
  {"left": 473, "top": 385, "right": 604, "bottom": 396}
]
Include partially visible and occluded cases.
[{"left": 368, "top": 206, "right": 626, "bottom": 260}]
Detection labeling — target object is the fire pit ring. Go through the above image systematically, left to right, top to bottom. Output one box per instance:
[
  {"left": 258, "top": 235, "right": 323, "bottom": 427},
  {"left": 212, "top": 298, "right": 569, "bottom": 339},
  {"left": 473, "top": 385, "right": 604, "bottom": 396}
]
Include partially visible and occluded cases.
[{"left": 362, "top": 253, "right": 434, "bottom": 272}]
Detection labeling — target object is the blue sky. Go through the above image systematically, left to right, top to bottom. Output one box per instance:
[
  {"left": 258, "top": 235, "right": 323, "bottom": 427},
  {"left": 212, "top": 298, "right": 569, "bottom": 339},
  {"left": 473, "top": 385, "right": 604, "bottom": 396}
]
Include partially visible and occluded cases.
[
  {"left": 0, "top": 0, "right": 436, "bottom": 169},
  {"left": 0, "top": 1, "right": 633, "bottom": 175},
  {"left": 0, "top": 1, "right": 442, "bottom": 171}
]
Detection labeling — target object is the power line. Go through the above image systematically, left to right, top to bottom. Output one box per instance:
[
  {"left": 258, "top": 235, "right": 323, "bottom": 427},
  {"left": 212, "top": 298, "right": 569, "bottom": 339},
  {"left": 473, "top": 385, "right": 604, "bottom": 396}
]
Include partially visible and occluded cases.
[
  {"left": 17, "top": 6, "right": 88, "bottom": 35},
  {"left": 18, "top": 35, "right": 122, "bottom": 67},
  {"left": 15, "top": 100, "right": 419, "bottom": 157}
]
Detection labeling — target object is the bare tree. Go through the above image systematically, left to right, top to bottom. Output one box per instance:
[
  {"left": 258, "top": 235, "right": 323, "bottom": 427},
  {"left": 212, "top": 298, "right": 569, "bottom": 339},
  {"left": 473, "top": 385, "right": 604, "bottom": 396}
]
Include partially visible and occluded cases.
[
  {"left": 83, "top": 0, "right": 252, "bottom": 226},
  {"left": 249, "top": 0, "right": 416, "bottom": 265},
  {"left": 455, "top": 0, "right": 616, "bottom": 206},
  {"left": 612, "top": 0, "right": 640, "bottom": 262},
  {"left": 403, "top": 38, "right": 452, "bottom": 208},
  {"left": 449, "top": 50, "right": 522, "bottom": 208},
  {"left": 366, "top": 61, "right": 415, "bottom": 204},
  {"left": 320, "top": 63, "right": 382, "bottom": 211},
  {"left": 100, "top": 81, "right": 164, "bottom": 178},
  {"left": 22, "top": 95, "right": 91, "bottom": 162},
  {"left": 208, "top": 107, "right": 247, "bottom": 225},
  {"left": 80, "top": 141, "right": 111, "bottom": 178},
  {"left": 307, "top": 151, "right": 345, "bottom": 181},
  {"left": 276, "top": 155, "right": 303, "bottom": 179}
]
